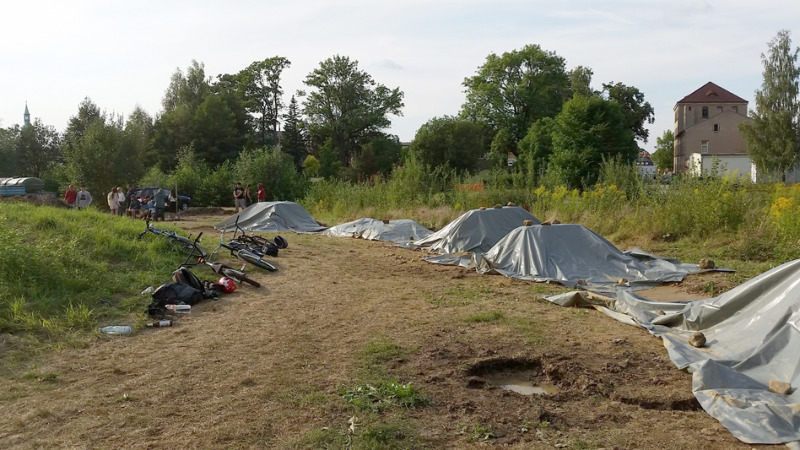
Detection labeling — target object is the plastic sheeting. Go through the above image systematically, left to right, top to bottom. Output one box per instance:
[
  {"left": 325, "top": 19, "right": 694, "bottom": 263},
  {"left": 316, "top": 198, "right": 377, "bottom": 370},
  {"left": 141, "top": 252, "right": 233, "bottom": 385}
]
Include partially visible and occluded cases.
[
  {"left": 215, "top": 201, "right": 327, "bottom": 233},
  {"left": 411, "top": 206, "right": 539, "bottom": 254},
  {"left": 323, "top": 218, "right": 432, "bottom": 243},
  {"left": 472, "top": 224, "right": 708, "bottom": 293},
  {"left": 546, "top": 259, "right": 800, "bottom": 445}
]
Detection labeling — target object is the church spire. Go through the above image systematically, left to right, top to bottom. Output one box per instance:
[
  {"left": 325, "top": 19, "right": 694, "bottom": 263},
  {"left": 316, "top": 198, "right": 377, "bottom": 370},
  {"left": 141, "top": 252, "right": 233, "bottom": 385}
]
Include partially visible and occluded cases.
[{"left": 23, "top": 102, "right": 31, "bottom": 128}]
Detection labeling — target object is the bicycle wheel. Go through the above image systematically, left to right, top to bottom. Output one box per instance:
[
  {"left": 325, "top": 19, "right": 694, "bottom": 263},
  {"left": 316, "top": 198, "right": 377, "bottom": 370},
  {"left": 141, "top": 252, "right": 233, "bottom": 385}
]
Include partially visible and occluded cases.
[
  {"left": 169, "top": 235, "right": 208, "bottom": 258},
  {"left": 238, "top": 249, "right": 278, "bottom": 272},
  {"left": 221, "top": 266, "right": 261, "bottom": 287}
]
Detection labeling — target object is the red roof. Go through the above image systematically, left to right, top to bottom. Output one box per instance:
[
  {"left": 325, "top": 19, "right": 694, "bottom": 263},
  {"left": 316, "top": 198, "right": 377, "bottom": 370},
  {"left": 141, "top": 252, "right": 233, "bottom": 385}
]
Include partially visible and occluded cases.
[{"left": 677, "top": 82, "right": 747, "bottom": 104}]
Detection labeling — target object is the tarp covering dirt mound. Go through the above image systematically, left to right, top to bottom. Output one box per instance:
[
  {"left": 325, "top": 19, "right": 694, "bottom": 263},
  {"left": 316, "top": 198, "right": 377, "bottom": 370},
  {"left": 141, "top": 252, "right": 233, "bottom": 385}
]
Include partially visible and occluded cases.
[
  {"left": 215, "top": 201, "right": 327, "bottom": 233},
  {"left": 411, "top": 206, "right": 539, "bottom": 254},
  {"left": 323, "top": 218, "right": 432, "bottom": 243},
  {"left": 474, "top": 223, "right": 704, "bottom": 292},
  {"left": 547, "top": 259, "right": 800, "bottom": 445}
]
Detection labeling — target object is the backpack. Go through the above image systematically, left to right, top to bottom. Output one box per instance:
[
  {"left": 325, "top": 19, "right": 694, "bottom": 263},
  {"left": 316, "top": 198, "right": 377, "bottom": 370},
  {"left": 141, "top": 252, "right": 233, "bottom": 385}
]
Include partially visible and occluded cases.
[
  {"left": 261, "top": 242, "right": 279, "bottom": 257},
  {"left": 172, "top": 267, "right": 204, "bottom": 291},
  {"left": 173, "top": 267, "right": 224, "bottom": 300},
  {"left": 146, "top": 282, "right": 203, "bottom": 317}
]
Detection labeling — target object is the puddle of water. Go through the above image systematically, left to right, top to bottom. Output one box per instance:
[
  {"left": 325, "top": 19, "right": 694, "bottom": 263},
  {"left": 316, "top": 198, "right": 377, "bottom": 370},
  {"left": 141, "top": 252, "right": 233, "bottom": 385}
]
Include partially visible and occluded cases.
[{"left": 486, "top": 375, "right": 559, "bottom": 395}]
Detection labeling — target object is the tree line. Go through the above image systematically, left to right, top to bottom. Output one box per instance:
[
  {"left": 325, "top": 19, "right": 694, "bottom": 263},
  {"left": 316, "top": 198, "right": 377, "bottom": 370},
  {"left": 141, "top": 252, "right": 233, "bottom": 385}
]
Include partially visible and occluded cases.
[{"left": 4, "top": 34, "right": 796, "bottom": 205}]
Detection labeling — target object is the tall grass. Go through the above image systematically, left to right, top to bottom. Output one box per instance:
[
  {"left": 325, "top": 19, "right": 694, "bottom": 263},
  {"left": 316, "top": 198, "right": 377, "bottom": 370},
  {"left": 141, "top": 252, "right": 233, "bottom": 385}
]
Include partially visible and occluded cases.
[
  {"left": 301, "top": 159, "right": 800, "bottom": 263},
  {"left": 0, "top": 203, "right": 189, "bottom": 354}
]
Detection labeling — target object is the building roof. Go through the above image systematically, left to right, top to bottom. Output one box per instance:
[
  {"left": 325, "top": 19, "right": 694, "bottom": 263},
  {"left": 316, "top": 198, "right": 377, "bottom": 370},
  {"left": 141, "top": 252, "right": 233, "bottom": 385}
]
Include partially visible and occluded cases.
[{"left": 676, "top": 82, "right": 747, "bottom": 104}]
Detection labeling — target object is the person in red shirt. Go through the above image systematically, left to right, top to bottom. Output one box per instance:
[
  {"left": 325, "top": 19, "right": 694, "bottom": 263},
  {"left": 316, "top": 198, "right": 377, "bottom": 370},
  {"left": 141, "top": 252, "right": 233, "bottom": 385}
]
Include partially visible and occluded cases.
[
  {"left": 257, "top": 183, "right": 266, "bottom": 202},
  {"left": 64, "top": 184, "right": 77, "bottom": 207}
]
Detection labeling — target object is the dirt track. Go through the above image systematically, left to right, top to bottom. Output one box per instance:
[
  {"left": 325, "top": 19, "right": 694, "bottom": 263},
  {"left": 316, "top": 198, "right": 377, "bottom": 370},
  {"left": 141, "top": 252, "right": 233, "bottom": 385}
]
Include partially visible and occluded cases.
[{"left": 0, "top": 215, "right": 750, "bottom": 448}]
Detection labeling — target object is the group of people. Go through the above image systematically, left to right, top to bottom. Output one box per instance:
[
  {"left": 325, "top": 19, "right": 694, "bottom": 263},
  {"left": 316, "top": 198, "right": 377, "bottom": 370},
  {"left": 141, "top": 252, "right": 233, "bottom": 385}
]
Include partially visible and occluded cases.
[
  {"left": 65, "top": 181, "right": 265, "bottom": 216},
  {"left": 233, "top": 182, "right": 266, "bottom": 213},
  {"left": 63, "top": 184, "right": 93, "bottom": 210},
  {"left": 64, "top": 184, "right": 175, "bottom": 221},
  {"left": 124, "top": 186, "right": 173, "bottom": 221}
]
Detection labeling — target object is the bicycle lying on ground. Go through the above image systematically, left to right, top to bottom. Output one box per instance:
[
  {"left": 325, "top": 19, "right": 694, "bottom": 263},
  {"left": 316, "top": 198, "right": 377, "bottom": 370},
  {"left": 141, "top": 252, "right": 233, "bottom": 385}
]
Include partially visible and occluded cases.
[
  {"left": 227, "top": 215, "right": 288, "bottom": 257},
  {"left": 136, "top": 218, "right": 208, "bottom": 257},
  {"left": 211, "top": 230, "right": 278, "bottom": 272},
  {"left": 180, "top": 232, "right": 261, "bottom": 287}
]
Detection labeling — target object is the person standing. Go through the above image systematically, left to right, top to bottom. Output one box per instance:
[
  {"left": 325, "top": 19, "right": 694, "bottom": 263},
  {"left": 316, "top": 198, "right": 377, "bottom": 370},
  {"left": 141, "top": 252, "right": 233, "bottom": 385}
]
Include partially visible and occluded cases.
[
  {"left": 233, "top": 182, "right": 246, "bottom": 212},
  {"left": 257, "top": 183, "right": 266, "bottom": 202},
  {"left": 64, "top": 184, "right": 78, "bottom": 208},
  {"left": 121, "top": 184, "right": 133, "bottom": 215},
  {"left": 244, "top": 184, "right": 252, "bottom": 207},
  {"left": 76, "top": 185, "right": 93, "bottom": 210},
  {"left": 115, "top": 187, "right": 126, "bottom": 216},
  {"left": 153, "top": 187, "right": 168, "bottom": 221},
  {"left": 107, "top": 188, "right": 118, "bottom": 215}
]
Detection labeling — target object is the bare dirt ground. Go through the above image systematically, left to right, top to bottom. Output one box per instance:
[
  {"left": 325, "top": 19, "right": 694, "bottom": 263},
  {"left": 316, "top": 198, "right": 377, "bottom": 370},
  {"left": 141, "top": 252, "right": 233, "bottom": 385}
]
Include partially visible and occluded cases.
[{"left": 0, "top": 213, "right": 753, "bottom": 449}]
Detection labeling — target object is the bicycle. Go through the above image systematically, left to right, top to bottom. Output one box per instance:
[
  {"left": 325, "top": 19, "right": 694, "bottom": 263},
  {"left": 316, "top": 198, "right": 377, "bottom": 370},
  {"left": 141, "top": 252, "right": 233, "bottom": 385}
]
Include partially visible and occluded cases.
[
  {"left": 228, "top": 215, "right": 288, "bottom": 256},
  {"left": 137, "top": 218, "right": 208, "bottom": 258},
  {"left": 212, "top": 230, "right": 278, "bottom": 272},
  {"left": 180, "top": 232, "right": 261, "bottom": 287}
]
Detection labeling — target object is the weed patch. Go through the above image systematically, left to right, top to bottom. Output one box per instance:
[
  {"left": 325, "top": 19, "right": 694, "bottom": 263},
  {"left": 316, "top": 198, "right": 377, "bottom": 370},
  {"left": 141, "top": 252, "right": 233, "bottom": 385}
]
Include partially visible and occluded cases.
[
  {"left": 466, "top": 310, "right": 504, "bottom": 323},
  {"left": 341, "top": 380, "right": 429, "bottom": 412}
]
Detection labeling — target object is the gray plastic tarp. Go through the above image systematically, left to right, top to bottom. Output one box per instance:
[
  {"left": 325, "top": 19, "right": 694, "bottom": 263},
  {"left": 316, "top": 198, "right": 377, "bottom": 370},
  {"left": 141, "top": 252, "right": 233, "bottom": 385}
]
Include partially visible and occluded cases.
[
  {"left": 215, "top": 201, "right": 327, "bottom": 233},
  {"left": 410, "top": 206, "right": 539, "bottom": 254},
  {"left": 323, "top": 218, "right": 432, "bottom": 243},
  {"left": 471, "top": 223, "right": 707, "bottom": 293},
  {"left": 546, "top": 259, "right": 800, "bottom": 445}
]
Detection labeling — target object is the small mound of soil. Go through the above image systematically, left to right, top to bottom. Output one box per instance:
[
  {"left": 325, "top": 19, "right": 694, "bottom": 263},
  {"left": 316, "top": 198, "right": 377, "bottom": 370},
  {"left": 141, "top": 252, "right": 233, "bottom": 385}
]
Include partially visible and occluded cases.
[{"left": 0, "top": 193, "right": 68, "bottom": 208}]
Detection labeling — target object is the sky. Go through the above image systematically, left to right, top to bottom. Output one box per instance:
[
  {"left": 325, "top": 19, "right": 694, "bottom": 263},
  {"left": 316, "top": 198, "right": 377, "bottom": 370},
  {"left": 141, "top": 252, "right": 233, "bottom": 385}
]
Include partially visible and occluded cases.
[{"left": 3, "top": 0, "right": 800, "bottom": 154}]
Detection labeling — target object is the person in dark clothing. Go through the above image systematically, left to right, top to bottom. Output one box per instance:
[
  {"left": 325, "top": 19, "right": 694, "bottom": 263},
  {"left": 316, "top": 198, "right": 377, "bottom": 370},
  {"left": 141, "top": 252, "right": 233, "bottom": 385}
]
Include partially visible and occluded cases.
[{"left": 233, "top": 182, "right": 246, "bottom": 212}]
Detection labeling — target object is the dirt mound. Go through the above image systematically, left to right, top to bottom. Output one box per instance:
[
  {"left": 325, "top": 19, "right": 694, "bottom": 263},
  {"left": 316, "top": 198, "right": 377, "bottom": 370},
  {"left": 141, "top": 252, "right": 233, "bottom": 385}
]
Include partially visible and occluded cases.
[{"left": 0, "top": 193, "right": 67, "bottom": 208}]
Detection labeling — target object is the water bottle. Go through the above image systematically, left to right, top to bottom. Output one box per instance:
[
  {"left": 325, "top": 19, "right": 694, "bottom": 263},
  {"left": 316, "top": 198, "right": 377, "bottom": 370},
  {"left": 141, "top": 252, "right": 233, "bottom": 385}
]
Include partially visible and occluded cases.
[
  {"left": 165, "top": 304, "right": 191, "bottom": 313},
  {"left": 146, "top": 320, "right": 173, "bottom": 328},
  {"left": 99, "top": 326, "right": 132, "bottom": 335}
]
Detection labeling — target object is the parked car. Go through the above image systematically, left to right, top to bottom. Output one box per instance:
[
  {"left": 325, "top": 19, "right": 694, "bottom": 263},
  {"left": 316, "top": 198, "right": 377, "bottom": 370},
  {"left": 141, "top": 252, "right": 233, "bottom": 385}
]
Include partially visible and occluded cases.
[{"left": 131, "top": 187, "right": 191, "bottom": 210}]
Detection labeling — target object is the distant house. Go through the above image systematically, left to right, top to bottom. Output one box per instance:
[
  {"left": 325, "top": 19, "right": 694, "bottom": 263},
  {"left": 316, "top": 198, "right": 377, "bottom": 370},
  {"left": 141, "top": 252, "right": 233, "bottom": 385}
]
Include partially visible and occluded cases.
[
  {"left": 673, "top": 82, "right": 753, "bottom": 177},
  {"left": 636, "top": 151, "right": 656, "bottom": 178},
  {"left": 507, "top": 152, "right": 516, "bottom": 167}
]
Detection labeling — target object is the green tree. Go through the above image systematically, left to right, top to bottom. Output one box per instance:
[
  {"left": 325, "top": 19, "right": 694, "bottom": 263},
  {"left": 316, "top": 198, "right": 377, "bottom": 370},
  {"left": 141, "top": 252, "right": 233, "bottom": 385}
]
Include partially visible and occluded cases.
[
  {"left": 740, "top": 30, "right": 800, "bottom": 180},
  {"left": 461, "top": 44, "right": 571, "bottom": 144},
  {"left": 301, "top": 55, "right": 404, "bottom": 166},
  {"left": 238, "top": 57, "right": 291, "bottom": 147},
  {"left": 162, "top": 60, "right": 209, "bottom": 112},
  {"left": 569, "top": 66, "right": 595, "bottom": 98},
  {"left": 602, "top": 82, "right": 655, "bottom": 144},
  {"left": 194, "top": 93, "right": 241, "bottom": 165},
  {"left": 282, "top": 95, "right": 306, "bottom": 170},
  {"left": 546, "top": 95, "right": 637, "bottom": 189},
  {"left": 124, "top": 106, "right": 156, "bottom": 182},
  {"left": 63, "top": 111, "right": 128, "bottom": 197},
  {"left": 408, "top": 116, "right": 490, "bottom": 172},
  {"left": 517, "top": 117, "right": 556, "bottom": 185},
  {"left": 16, "top": 119, "right": 62, "bottom": 178},
  {"left": 0, "top": 126, "right": 19, "bottom": 176},
  {"left": 488, "top": 128, "right": 513, "bottom": 168},
  {"left": 651, "top": 130, "right": 675, "bottom": 173},
  {"left": 362, "top": 134, "right": 402, "bottom": 175},
  {"left": 317, "top": 137, "right": 342, "bottom": 179},
  {"left": 234, "top": 147, "right": 308, "bottom": 201},
  {"left": 303, "top": 154, "right": 320, "bottom": 177}
]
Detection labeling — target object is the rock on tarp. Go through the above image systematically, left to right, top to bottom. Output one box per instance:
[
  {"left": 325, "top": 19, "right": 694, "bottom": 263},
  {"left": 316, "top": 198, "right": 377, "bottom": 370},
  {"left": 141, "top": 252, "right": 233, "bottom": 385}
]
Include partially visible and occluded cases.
[
  {"left": 215, "top": 201, "right": 327, "bottom": 233},
  {"left": 411, "top": 206, "right": 539, "bottom": 255},
  {"left": 323, "top": 218, "right": 432, "bottom": 243},
  {"left": 474, "top": 223, "right": 705, "bottom": 292},
  {"left": 547, "top": 259, "right": 800, "bottom": 445}
]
